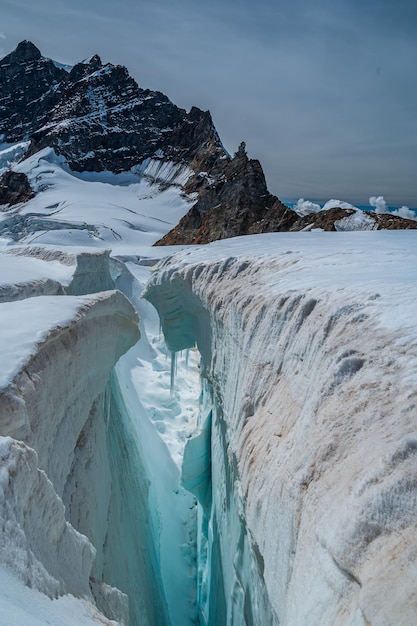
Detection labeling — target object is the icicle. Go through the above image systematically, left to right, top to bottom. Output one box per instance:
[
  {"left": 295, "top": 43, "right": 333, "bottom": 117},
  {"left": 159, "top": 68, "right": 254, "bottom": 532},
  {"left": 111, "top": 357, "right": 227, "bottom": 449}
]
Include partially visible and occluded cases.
[
  {"left": 185, "top": 349, "right": 189, "bottom": 370},
  {"left": 170, "top": 351, "right": 176, "bottom": 395}
]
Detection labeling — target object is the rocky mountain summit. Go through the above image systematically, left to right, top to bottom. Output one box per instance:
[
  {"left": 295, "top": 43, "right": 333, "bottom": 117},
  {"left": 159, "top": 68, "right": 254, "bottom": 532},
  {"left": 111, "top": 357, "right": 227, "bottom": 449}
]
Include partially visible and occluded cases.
[
  {"left": 0, "top": 40, "right": 226, "bottom": 174},
  {"left": 1, "top": 41, "right": 415, "bottom": 240}
]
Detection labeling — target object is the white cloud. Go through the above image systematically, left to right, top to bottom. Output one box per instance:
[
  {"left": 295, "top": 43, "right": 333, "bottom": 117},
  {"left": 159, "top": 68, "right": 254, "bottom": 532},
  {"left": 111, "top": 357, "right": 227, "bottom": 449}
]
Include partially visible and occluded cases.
[
  {"left": 0, "top": 32, "right": 6, "bottom": 40},
  {"left": 369, "top": 195, "right": 388, "bottom": 214},
  {"left": 370, "top": 196, "right": 416, "bottom": 221},
  {"left": 293, "top": 198, "right": 321, "bottom": 216},
  {"left": 391, "top": 205, "right": 416, "bottom": 221}
]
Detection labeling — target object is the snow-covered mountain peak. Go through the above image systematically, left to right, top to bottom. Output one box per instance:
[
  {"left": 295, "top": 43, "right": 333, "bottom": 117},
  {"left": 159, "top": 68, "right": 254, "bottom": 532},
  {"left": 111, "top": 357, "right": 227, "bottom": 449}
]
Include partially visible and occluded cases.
[{"left": 0, "top": 41, "right": 228, "bottom": 178}]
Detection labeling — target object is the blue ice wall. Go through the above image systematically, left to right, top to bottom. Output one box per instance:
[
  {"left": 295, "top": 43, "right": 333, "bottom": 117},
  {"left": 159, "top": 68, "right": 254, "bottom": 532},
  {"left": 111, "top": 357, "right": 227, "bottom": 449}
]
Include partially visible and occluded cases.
[
  {"left": 104, "top": 372, "right": 171, "bottom": 626},
  {"left": 188, "top": 385, "right": 275, "bottom": 626}
]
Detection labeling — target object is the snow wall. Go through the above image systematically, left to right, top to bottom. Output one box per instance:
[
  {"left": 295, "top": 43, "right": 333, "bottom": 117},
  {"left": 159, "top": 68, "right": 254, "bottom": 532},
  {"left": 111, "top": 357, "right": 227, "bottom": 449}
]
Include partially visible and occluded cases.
[
  {"left": 0, "top": 250, "right": 174, "bottom": 626},
  {"left": 145, "top": 252, "right": 417, "bottom": 626}
]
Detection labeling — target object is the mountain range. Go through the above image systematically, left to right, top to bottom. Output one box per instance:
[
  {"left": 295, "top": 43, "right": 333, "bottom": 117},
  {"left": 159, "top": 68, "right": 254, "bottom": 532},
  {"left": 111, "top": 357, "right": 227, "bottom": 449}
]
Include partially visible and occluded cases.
[{"left": 1, "top": 40, "right": 415, "bottom": 240}]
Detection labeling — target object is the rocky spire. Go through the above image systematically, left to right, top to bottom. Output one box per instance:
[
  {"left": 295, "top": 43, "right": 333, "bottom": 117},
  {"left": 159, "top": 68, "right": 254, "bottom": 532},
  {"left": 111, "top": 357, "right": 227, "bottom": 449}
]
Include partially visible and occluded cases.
[
  {"left": 9, "top": 40, "right": 41, "bottom": 63},
  {"left": 0, "top": 41, "right": 67, "bottom": 143}
]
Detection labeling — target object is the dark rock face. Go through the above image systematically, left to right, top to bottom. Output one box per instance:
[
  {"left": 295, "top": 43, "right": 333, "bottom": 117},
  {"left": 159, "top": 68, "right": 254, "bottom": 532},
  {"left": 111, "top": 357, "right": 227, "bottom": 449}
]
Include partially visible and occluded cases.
[
  {"left": 0, "top": 41, "right": 67, "bottom": 142},
  {"left": 1, "top": 41, "right": 294, "bottom": 243},
  {"left": 0, "top": 42, "right": 227, "bottom": 175},
  {"left": 155, "top": 148, "right": 297, "bottom": 244},
  {"left": 0, "top": 171, "right": 35, "bottom": 207}
]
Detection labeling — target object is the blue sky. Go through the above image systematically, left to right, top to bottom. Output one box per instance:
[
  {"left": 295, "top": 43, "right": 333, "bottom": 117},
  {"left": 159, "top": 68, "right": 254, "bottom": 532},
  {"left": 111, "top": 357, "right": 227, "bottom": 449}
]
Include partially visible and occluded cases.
[{"left": 1, "top": 0, "right": 416, "bottom": 206}]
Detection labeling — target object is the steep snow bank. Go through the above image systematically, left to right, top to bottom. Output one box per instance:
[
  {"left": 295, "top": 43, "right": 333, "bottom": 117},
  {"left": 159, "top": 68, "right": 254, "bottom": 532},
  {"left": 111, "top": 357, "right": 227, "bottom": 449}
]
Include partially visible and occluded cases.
[
  {"left": 145, "top": 231, "right": 417, "bottom": 625},
  {"left": 0, "top": 287, "right": 139, "bottom": 624},
  {"left": 0, "top": 290, "right": 139, "bottom": 492}
]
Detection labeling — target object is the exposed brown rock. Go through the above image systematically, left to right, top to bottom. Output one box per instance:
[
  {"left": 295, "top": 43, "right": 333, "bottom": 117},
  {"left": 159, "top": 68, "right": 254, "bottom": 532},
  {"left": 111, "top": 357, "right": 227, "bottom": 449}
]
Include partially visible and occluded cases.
[
  {"left": 155, "top": 147, "right": 297, "bottom": 245},
  {"left": 0, "top": 171, "right": 35, "bottom": 207},
  {"left": 288, "top": 207, "right": 417, "bottom": 232},
  {"left": 289, "top": 207, "right": 357, "bottom": 231},
  {"left": 373, "top": 213, "right": 417, "bottom": 230}
]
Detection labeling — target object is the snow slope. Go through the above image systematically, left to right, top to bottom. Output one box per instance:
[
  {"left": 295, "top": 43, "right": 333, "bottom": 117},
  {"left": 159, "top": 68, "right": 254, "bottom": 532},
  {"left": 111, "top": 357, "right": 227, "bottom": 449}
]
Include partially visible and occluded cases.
[{"left": 0, "top": 146, "right": 195, "bottom": 255}]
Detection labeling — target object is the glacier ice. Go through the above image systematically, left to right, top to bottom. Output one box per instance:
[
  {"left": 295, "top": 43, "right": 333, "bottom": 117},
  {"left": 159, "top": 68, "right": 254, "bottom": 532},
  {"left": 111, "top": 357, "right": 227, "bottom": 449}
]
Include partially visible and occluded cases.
[
  {"left": 1, "top": 212, "right": 417, "bottom": 625},
  {"left": 145, "top": 232, "right": 417, "bottom": 625},
  {"left": 0, "top": 263, "right": 141, "bottom": 624}
]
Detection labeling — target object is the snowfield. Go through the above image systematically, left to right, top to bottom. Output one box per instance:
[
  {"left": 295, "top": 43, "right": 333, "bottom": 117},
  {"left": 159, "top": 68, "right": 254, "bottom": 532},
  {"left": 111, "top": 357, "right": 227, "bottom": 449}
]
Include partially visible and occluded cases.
[{"left": 0, "top": 140, "right": 416, "bottom": 625}]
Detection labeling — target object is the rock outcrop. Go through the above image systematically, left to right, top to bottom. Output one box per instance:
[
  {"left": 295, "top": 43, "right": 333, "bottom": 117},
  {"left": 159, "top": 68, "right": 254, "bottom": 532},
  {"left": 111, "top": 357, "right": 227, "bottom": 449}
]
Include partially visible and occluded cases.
[
  {"left": 0, "top": 41, "right": 227, "bottom": 175},
  {"left": 0, "top": 41, "right": 68, "bottom": 143},
  {"left": 1, "top": 41, "right": 296, "bottom": 243},
  {"left": 155, "top": 146, "right": 297, "bottom": 244},
  {"left": 0, "top": 170, "right": 35, "bottom": 206},
  {"left": 288, "top": 206, "right": 417, "bottom": 231}
]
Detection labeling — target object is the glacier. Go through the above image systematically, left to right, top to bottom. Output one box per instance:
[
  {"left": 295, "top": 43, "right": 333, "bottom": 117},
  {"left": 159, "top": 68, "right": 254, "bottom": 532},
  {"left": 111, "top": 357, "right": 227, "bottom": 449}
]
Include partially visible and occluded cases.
[
  {"left": 0, "top": 139, "right": 417, "bottom": 625},
  {"left": 145, "top": 232, "right": 417, "bottom": 626}
]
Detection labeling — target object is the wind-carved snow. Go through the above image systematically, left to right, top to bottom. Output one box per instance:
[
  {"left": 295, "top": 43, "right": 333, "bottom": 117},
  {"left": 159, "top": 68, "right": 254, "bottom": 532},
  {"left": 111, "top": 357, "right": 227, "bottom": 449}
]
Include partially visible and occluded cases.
[{"left": 145, "top": 231, "right": 417, "bottom": 626}]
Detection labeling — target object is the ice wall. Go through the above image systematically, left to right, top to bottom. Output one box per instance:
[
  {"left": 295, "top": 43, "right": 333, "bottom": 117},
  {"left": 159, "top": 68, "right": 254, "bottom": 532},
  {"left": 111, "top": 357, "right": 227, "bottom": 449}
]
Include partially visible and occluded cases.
[
  {"left": 145, "top": 235, "right": 417, "bottom": 626},
  {"left": 0, "top": 246, "right": 201, "bottom": 626},
  {"left": 0, "top": 247, "right": 115, "bottom": 303},
  {"left": 0, "top": 284, "right": 140, "bottom": 624},
  {"left": 0, "top": 290, "right": 139, "bottom": 493}
]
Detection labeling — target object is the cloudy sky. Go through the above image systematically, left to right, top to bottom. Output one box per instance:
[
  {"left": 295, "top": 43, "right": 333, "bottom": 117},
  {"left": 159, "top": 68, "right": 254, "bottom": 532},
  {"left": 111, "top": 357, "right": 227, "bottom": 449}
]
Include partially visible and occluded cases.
[{"left": 1, "top": 0, "right": 416, "bottom": 206}]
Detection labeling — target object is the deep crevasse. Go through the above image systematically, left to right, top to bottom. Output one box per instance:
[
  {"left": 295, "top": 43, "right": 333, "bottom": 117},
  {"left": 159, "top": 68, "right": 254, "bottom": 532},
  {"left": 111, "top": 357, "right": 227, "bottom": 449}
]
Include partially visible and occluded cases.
[
  {"left": 2, "top": 233, "right": 417, "bottom": 626},
  {"left": 0, "top": 251, "right": 201, "bottom": 626},
  {"left": 110, "top": 261, "right": 201, "bottom": 626}
]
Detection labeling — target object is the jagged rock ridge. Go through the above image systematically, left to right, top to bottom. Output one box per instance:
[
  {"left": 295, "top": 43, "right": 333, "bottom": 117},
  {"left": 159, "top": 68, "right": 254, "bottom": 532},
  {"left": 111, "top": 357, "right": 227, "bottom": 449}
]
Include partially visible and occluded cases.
[
  {"left": 0, "top": 40, "right": 227, "bottom": 175},
  {"left": 0, "top": 40, "right": 296, "bottom": 240},
  {"left": 1, "top": 41, "right": 415, "bottom": 239},
  {"left": 156, "top": 144, "right": 297, "bottom": 245}
]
